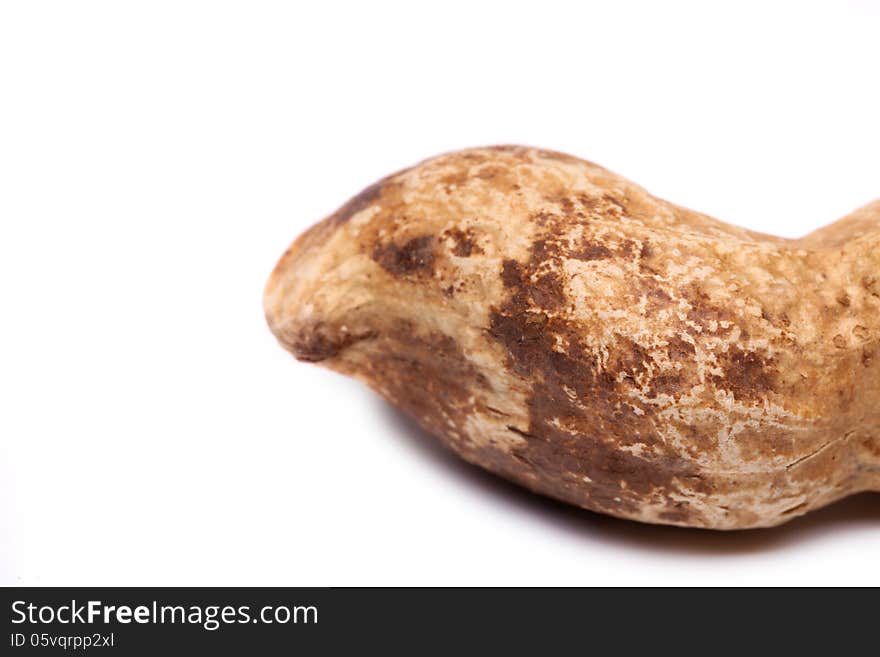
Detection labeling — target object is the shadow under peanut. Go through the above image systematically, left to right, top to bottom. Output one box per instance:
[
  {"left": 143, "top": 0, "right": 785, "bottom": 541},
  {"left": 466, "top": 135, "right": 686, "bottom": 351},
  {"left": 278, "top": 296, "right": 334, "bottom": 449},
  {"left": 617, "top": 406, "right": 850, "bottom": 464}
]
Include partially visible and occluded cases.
[{"left": 379, "top": 402, "right": 880, "bottom": 555}]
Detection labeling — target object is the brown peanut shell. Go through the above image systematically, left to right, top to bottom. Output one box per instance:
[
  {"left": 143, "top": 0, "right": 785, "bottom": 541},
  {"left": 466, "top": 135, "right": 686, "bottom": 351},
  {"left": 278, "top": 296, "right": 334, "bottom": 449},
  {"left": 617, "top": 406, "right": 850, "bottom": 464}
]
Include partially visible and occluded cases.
[{"left": 265, "top": 146, "right": 880, "bottom": 529}]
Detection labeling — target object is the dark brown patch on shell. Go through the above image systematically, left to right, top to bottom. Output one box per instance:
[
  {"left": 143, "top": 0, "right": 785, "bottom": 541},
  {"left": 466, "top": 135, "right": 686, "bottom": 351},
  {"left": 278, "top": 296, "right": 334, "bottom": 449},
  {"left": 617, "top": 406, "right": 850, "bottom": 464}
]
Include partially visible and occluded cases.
[
  {"left": 329, "top": 165, "right": 416, "bottom": 227},
  {"left": 329, "top": 180, "right": 385, "bottom": 227},
  {"left": 578, "top": 193, "right": 625, "bottom": 216},
  {"left": 444, "top": 227, "right": 484, "bottom": 257},
  {"left": 486, "top": 234, "right": 701, "bottom": 521},
  {"left": 372, "top": 235, "right": 435, "bottom": 276},
  {"left": 618, "top": 239, "right": 638, "bottom": 258},
  {"left": 638, "top": 241, "right": 660, "bottom": 274},
  {"left": 572, "top": 243, "right": 613, "bottom": 261},
  {"left": 499, "top": 259, "right": 565, "bottom": 309},
  {"left": 500, "top": 259, "right": 523, "bottom": 288},
  {"left": 530, "top": 273, "right": 566, "bottom": 309},
  {"left": 640, "top": 277, "right": 673, "bottom": 309},
  {"left": 685, "top": 283, "right": 738, "bottom": 334},
  {"left": 281, "top": 323, "right": 377, "bottom": 363},
  {"left": 362, "top": 323, "right": 482, "bottom": 442},
  {"left": 612, "top": 336, "right": 651, "bottom": 379},
  {"left": 667, "top": 336, "right": 696, "bottom": 361},
  {"left": 711, "top": 347, "right": 775, "bottom": 400},
  {"left": 647, "top": 373, "right": 685, "bottom": 398},
  {"left": 658, "top": 505, "right": 692, "bottom": 523}
]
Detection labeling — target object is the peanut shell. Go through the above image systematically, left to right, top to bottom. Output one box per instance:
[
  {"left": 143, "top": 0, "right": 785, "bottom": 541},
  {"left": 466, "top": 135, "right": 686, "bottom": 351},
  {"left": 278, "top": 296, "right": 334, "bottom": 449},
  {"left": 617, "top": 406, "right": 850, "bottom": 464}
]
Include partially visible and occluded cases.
[{"left": 265, "top": 146, "right": 880, "bottom": 529}]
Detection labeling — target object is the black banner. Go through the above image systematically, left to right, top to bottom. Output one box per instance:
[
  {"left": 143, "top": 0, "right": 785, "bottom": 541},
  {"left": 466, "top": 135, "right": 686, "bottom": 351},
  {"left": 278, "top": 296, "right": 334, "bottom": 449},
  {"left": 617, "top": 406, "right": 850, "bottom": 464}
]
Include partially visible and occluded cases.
[{"left": 0, "top": 587, "right": 870, "bottom": 653}]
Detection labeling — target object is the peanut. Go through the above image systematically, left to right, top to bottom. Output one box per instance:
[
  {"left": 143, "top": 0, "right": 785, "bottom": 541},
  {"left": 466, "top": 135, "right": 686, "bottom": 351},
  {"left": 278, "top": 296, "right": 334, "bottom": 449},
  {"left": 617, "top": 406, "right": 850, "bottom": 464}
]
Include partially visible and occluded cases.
[{"left": 264, "top": 146, "right": 880, "bottom": 529}]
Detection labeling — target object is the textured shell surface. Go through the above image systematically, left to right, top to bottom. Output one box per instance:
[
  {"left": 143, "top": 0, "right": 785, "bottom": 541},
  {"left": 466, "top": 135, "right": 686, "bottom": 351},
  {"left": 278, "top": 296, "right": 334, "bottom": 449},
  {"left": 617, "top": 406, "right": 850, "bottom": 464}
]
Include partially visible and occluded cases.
[{"left": 265, "top": 145, "right": 880, "bottom": 530}]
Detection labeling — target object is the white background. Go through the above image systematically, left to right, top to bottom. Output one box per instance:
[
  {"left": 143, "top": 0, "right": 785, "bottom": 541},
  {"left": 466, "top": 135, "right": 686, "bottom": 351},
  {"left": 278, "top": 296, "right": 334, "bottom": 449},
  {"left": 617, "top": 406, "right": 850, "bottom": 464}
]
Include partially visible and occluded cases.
[{"left": 2, "top": 1, "right": 878, "bottom": 586}]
